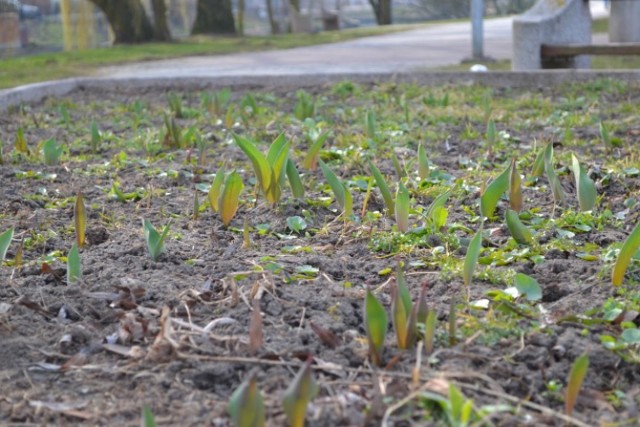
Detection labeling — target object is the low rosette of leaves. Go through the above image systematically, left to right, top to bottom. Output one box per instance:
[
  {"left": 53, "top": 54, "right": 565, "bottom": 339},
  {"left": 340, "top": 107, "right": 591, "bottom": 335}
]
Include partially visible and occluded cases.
[
  {"left": 234, "top": 133, "right": 302, "bottom": 205},
  {"left": 142, "top": 219, "right": 170, "bottom": 261},
  {"left": 364, "top": 290, "right": 388, "bottom": 366},
  {"left": 282, "top": 358, "right": 319, "bottom": 427},
  {"left": 228, "top": 373, "right": 265, "bottom": 427}
]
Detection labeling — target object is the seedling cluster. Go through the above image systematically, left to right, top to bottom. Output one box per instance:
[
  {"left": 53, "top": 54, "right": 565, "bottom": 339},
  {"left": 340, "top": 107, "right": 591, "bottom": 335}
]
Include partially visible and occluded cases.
[{"left": 1, "top": 79, "right": 639, "bottom": 425}]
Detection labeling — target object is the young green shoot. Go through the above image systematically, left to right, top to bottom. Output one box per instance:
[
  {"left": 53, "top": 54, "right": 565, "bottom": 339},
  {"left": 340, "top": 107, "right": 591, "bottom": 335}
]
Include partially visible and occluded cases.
[
  {"left": 293, "top": 90, "right": 316, "bottom": 121},
  {"left": 167, "top": 92, "right": 184, "bottom": 119},
  {"left": 365, "top": 110, "right": 377, "bottom": 141},
  {"left": 163, "top": 113, "right": 182, "bottom": 148},
  {"left": 486, "top": 119, "right": 497, "bottom": 155},
  {"left": 90, "top": 120, "right": 101, "bottom": 153},
  {"left": 15, "top": 127, "right": 29, "bottom": 154},
  {"left": 301, "top": 129, "right": 329, "bottom": 171},
  {"left": 234, "top": 133, "right": 290, "bottom": 206},
  {"left": 42, "top": 138, "right": 64, "bottom": 165},
  {"left": 544, "top": 142, "right": 565, "bottom": 209},
  {"left": 418, "top": 143, "right": 429, "bottom": 180},
  {"left": 531, "top": 143, "right": 546, "bottom": 177},
  {"left": 391, "top": 153, "right": 407, "bottom": 179},
  {"left": 570, "top": 153, "right": 597, "bottom": 212},
  {"left": 509, "top": 158, "right": 523, "bottom": 212},
  {"left": 286, "top": 159, "right": 305, "bottom": 199},
  {"left": 319, "top": 160, "right": 353, "bottom": 219},
  {"left": 369, "top": 161, "right": 394, "bottom": 216},
  {"left": 480, "top": 163, "right": 510, "bottom": 219},
  {"left": 208, "top": 165, "right": 226, "bottom": 213},
  {"left": 219, "top": 171, "right": 244, "bottom": 227},
  {"left": 395, "top": 182, "right": 410, "bottom": 233},
  {"left": 425, "top": 188, "right": 452, "bottom": 231},
  {"left": 74, "top": 192, "right": 86, "bottom": 248},
  {"left": 505, "top": 209, "right": 533, "bottom": 245},
  {"left": 142, "top": 219, "right": 170, "bottom": 261},
  {"left": 612, "top": 221, "right": 640, "bottom": 286},
  {"left": 0, "top": 227, "right": 14, "bottom": 264},
  {"left": 463, "top": 228, "right": 483, "bottom": 287},
  {"left": 67, "top": 243, "right": 81, "bottom": 285},
  {"left": 391, "top": 264, "right": 414, "bottom": 349},
  {"left": 364, "top": 290, "right": 388, "bottom": 366},
  {"left": 448, "top": 300, "right": 457, "bottom": 346},
  {"left": 424, "top": 309, "right": 437, "bottom": 354},
  {"left": 565, "top": 353, "right": 589, "bottom": 416},
  {"left": 282, "top": 358, "right": 319, "bottom": 427},
  {"left": 228, "top": 373, "right": 265, "bottom": 427},
  {"left": 142, "top": 405, "right": 157, "bottom": 427}
]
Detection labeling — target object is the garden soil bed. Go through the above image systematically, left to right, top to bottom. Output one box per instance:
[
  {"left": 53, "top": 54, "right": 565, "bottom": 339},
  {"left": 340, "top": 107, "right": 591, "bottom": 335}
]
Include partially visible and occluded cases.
[{"left": 1, "top": 78, "right": 640, "bottom": 426}]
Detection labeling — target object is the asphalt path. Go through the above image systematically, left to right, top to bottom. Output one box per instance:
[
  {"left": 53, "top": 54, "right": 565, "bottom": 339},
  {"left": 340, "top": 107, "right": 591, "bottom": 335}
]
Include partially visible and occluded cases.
[{"left": 99, "top": 4, "right": 609, "bottom": 79}]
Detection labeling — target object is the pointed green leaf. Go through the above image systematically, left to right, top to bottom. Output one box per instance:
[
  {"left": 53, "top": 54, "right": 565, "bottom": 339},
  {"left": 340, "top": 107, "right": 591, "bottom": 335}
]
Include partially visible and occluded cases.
[
  {"left": 365, "top": 110, "right": 376, "bottom": 140},
  {"left": 486, "top": 119, "right": 497, "bottom": 147},
  {"left": 90, "top": 120, "right": 101, "bottom": 152},
  {"left": 599, "top": 121, "right": 611, "bottom": 147},
  {"left": 15, "top": 127, "right": 29, "bottom": 154},
  {"left": 302, "top": 130, "right": 329, "bottom": 170},
  {"left": 234, "top": 134, "right": 271, "bottom": 196},
  {"left": 266, "top": 134, "right": 290, "bottom": 204},
  {"left": 42, "top": 138, "right": 63, "bottom": 165},
  {"left": 418, "top": 143, "right": 429, "bottom": 180},
  {"left": 544, "top": 143, "right": 565, "bottom": 205},
  {"left": 531, "top": 144, "right": 547, "bottom": 177},
  {"left": 391, "top": 154, "right": 406, "bottom": 179},
  {"left": 571, "top": 154, "right": 597, "bottom": 212},
  {"left": 509, "top": 158, "right": 523, "bottom": 212},
  {"left": 286, "top": 159, "right": 305, "bottom": 199},
  {"left": 319, "top": 160, "right": 346, "bottom": 209},
  {"left": 369, "top": 161, "right": 394, "bottom": 216},
  {"left": 480, "top": 164, "right": 510, "bottom": 218},
  {"left": 208, "top": 166, "right": 226, "bottom": 213},
  {"left": 219, "top": 171, "right": 244, "bottom": 227},
  {"left": 395, "top": 182, "right": 410, "bottom": 232},
  {"left": 343, "top": 183, "right": 353, "bottom": 219},
  {"left": 426, "top": 189, "right": 452, "bottom": 229},
  {"left": 74, "top": 192, "right": 86, "bottom": 248},
  {"left": 505, "top": 209, "right": 533, "bottom": 245},
  {"left": 142, "top": 220, "right": 169, "bottom": 261},
  {"left": 612, "top": 221, "right": 640, "bottom": 286},
  {"left": 0, "top": 227, "right": 14, "bottom": 264},
  {"left": 463, "top": 229, "right": 483, "bottom": 287},
  {"left": 67, "top": 243, "right": 81, "bottom": 285},
  {"left": 392, "top": 264, "right": 413, "bottom": 349},
  {"left": 514, "top": 273, "right": 542, "bottom": 301},
  {"left": 364, "top": 290, "right": 388, "bottom": 366},
  {"left": 424, "top": 309, "right": 436, "bottom": 354},
  {"left": 565, "top": 353, "right": 589, "bottom": 416},
  {"left": 282, "top": 359, "right": 319, "bottom": 427},
  {"left": 228, "top": 375, "right": 265, "bottom": 427},
  {"left": 141, "top": 405, "right": 156, "bottom": 427}
]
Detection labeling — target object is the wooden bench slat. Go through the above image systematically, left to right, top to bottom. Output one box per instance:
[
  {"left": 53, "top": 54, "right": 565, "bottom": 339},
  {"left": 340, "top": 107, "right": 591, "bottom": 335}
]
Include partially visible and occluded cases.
[{"left": 541, "top": 43, "right": 640, "bottom": 58}]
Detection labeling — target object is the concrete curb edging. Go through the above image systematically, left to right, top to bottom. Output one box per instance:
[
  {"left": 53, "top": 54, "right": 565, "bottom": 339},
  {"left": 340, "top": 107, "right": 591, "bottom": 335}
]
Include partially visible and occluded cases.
[{"left": 2, "top": 71, "right": 640, "bottom": 113}]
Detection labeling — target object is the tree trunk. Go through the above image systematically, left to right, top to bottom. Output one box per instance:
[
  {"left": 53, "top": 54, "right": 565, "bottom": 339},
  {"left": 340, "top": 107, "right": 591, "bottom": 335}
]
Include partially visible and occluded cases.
[
  {"left": 87, "top": 0, "right": 155, "bottom": 43},
  {"left": 151, "top": 0, "right": 171, "bottom": 41},
  {"left": 192, "top": 0, "right": 236, "bottom": 35},
  {"left": 237, "top": 0, "right": 245, "bottom": 35},
  {"left": 265, "top": 0, "right": 278, "bottom": 34},
  {"left": 368, "top": 0, "right": 392, "bottom": 25}
]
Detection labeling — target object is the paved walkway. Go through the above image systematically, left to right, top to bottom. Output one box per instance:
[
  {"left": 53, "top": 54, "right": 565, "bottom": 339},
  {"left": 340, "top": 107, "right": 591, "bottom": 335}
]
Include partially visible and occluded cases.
[{"left": 99, "top": 3, "right": 609, "bottom": 79}]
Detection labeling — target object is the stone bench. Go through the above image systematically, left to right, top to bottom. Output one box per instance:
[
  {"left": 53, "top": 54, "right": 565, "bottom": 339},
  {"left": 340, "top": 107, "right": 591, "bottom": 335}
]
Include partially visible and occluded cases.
[{"left": 512, "top": 0, "right": 592, "bottom": 70}]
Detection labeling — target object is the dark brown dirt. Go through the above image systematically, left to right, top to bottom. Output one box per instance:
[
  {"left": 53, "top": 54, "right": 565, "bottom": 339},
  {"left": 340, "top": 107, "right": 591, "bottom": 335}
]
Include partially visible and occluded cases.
[{"left": 1, "top": 81, "right": 640, "bottom": 426}]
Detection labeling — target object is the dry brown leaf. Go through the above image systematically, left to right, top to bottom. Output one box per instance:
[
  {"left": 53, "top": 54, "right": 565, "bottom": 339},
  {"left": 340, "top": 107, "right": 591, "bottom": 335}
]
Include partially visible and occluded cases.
[{"left": 310, "top": 321, "right": 341, "bottom": 349}]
